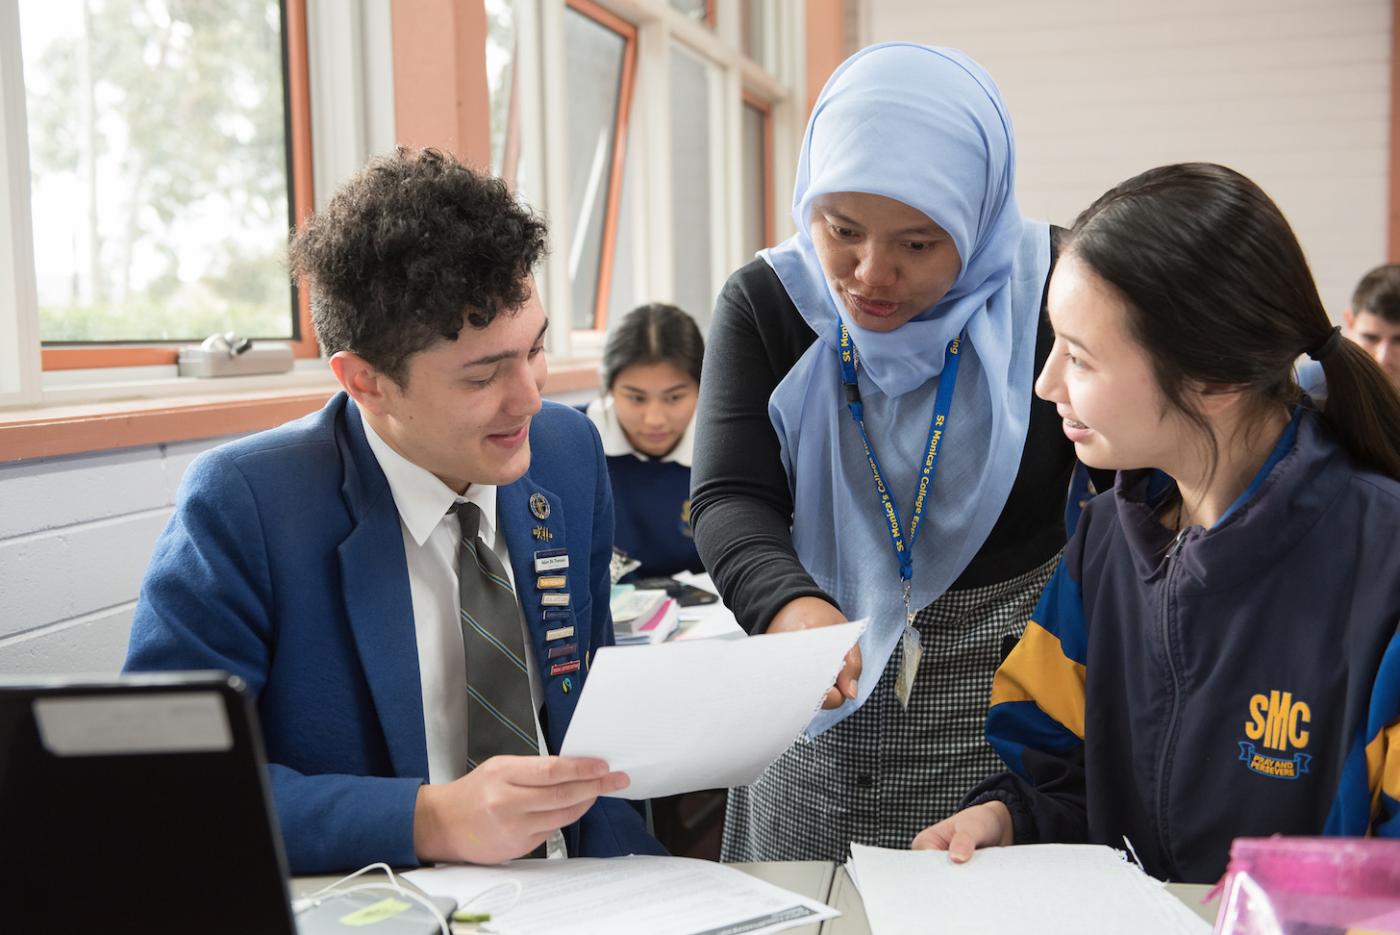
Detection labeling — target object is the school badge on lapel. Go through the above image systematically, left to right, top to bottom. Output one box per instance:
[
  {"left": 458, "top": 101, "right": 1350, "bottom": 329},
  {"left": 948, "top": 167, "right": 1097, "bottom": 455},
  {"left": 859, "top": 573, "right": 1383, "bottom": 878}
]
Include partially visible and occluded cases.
[
  {"left": 529, "top": 493, "right": 553, "bottom": 540},
  {"left": 529, "top": 493, "right": 551, "bottom": 520}
]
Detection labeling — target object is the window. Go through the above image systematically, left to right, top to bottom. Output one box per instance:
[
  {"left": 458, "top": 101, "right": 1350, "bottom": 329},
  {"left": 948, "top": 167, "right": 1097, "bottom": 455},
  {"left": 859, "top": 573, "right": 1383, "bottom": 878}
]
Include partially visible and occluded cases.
[
  {"left": 1, "top": 0, "right": 805, "bottom": 420},
  {"left": 16, "top": 0, "right": 314, "bottom": 369},
  {"left": 485, "top": 0, "right": 519, "bottom": 185},
  {"left": 490, "top": 0, "right": 802, "bottom": 356},
  {"left": 668, "top": 0, "right": 712, "bottom": 28},
  {"left": 740, "top": 0, "right": 775, "bottom": 72},
  {"left": 562, "top": 1, "right": 635, "bottom": 332},
  {"left": 670, "top": 44, "right": 718, "bottom": 326},
  {"left": 741, "top": 94, "right": 774, "bottom": 262}
]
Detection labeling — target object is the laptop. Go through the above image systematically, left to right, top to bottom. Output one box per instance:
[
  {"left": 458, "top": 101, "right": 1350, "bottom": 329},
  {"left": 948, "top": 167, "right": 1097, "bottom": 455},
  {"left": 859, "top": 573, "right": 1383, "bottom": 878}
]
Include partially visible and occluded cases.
[
  {"left": 0, "top": 672, "right": 299, "bottom": 933},
  {"left": 0, "top": 672, "right": 460, "bottom": 934}
]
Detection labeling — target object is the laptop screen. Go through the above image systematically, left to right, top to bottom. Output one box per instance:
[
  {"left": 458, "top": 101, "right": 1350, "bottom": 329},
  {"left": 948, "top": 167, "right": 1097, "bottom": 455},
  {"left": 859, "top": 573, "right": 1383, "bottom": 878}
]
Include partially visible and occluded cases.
[{"left": 0, "top": 671, "right": 297, "bottom": 934}]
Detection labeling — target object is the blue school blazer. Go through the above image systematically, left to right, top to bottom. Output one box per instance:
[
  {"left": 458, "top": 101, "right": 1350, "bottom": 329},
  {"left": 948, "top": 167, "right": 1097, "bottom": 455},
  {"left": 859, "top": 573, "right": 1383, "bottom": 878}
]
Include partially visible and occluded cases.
[{"left": 125, "top": 392, "right": 662, "bottom": 872}]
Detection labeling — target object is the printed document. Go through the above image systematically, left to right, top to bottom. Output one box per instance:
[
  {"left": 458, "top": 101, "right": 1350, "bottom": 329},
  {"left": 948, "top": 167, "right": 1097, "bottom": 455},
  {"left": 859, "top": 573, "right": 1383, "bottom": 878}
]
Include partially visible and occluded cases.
[
  {"left": 561, "top": 621, "right": 863, "bottom": 799},
  {"left": 848, "top": 843, "right": 1210, "bottom": 934},
  {"left": 405, "top": 856, "right": 839, "bottom": 935}
]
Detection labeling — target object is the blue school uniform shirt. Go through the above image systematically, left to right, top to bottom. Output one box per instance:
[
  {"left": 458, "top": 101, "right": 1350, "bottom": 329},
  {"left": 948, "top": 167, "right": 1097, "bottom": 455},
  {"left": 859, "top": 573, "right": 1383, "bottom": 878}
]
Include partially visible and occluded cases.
[{"left": 584, "top": 397, "right": 704, "bottom": 579}]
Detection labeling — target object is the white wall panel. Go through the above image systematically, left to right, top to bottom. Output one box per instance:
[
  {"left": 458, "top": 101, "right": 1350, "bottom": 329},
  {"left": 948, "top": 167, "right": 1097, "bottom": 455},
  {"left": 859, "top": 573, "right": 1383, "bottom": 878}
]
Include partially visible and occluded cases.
[
  {"left": 863, "top": 0, "right": 1391, "bottom": 317},
  {"left": 0, "top": 435, "right": 232, "bottom": 675},
  {"left": 0, "top": 447, "right": 170, "bottom": 539},
  {"left": 0, "top": 511, "right": 171, "bottom": 637},
  {"left": 0, "top": 606, "right": 134, "bottom": 675}
]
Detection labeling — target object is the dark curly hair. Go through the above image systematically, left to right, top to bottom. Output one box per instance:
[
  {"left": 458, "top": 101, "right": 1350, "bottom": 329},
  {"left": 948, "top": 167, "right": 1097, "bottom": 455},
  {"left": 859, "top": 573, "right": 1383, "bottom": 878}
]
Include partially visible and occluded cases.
[{"left": 289, "top": 147, "right": 548, "bottom": 385}]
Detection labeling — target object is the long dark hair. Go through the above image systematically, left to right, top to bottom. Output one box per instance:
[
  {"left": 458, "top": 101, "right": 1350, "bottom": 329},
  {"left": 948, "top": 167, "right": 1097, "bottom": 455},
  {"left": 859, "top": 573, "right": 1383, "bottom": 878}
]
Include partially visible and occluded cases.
[
  {"left": 1064, "top": 162, "right": 1400, "bottom": 481},
  {"left": 602, "top": 303, "right": 705, "bottom": 390}
]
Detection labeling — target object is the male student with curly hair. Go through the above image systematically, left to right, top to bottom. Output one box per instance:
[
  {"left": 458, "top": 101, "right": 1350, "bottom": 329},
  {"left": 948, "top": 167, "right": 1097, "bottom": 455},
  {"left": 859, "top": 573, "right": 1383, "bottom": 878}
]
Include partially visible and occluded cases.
[{"left": 125, "top": 148, "right": 662, "bottom": 872}]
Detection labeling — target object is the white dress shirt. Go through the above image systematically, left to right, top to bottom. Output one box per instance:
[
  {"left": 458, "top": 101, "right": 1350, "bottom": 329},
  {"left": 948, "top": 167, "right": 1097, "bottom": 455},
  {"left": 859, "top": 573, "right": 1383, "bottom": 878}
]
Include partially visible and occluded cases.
[{"left": 362, "top": 418, "right": 565, "bottom": 857}]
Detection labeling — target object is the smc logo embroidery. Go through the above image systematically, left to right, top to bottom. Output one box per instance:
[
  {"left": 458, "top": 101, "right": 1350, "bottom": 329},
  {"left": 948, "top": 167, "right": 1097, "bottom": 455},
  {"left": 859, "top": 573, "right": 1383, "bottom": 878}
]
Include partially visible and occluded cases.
[{"left": 1239, "top": 690, "right": 1312, "bottom": 780}]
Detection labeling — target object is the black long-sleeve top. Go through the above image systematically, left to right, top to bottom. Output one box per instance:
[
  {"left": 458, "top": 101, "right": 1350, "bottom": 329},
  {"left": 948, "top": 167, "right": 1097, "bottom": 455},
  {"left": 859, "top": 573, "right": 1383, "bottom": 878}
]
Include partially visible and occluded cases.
[{"left": 691, "top": 244, "right": 1090, "bottom": 634}]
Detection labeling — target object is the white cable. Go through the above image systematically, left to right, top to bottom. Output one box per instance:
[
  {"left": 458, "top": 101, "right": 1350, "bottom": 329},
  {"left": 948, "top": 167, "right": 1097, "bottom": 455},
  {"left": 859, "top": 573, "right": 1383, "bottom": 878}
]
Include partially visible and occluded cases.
[
  {"left": 299, "top": 861, "right": 403, "bottom": 904},
  {"left": 291, "top": 862, "right": 451, "bottom": 935},
  {"left": 457, "top": 878, "right": 524, "bottom": 916}
]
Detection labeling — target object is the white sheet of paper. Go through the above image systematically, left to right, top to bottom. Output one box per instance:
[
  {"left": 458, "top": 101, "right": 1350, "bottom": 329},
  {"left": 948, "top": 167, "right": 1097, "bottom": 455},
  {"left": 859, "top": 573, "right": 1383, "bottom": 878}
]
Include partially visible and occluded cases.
[
  {"left": 562, "top": 620, "right": 863, "bottom": 799},
  {"left": 849, "top": 844, "right": 1211, "bottom": 935},
  {"left": 404, "top": 856, "right": 839, "bottom": 935}
]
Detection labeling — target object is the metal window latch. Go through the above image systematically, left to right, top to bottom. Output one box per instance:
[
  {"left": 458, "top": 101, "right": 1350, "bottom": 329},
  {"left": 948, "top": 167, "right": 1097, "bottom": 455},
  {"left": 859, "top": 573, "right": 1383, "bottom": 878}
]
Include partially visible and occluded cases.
[{"left": 177, "top": 332, "right": 295, "bottom": 378}]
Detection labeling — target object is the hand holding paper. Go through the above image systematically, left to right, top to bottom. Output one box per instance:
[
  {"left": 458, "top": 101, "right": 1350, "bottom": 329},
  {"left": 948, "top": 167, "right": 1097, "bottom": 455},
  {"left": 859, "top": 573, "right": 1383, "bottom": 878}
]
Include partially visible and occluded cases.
[
  {"left": 767, "top": 597, "right": 862, "bottom": 708},
  {"left": 561, "top": 621, "right": 865, "bottom": 799}
]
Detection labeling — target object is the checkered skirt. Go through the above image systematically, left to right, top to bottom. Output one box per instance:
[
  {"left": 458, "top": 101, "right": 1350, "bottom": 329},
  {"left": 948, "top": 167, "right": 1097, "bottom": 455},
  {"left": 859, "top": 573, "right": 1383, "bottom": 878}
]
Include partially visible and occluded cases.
[{"left": 721, "top": 553, "right": 1060, "bottom": 862}]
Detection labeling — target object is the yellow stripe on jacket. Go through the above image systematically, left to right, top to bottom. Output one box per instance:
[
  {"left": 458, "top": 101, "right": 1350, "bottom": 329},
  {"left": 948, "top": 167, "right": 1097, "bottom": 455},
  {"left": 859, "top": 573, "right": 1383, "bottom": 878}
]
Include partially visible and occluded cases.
[
  {"left": 990, "top": 619, "right": 1088, "bottom": 740},
  {"left": 1365, "top": 718, "right": 1400, "bottom": 827}
]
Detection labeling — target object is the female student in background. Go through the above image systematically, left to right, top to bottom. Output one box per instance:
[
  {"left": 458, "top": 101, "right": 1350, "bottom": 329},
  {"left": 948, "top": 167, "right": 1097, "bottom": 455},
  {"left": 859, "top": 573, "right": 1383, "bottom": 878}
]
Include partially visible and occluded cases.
[
  {"left": 691, "top": 43, "right": 1093, "bottom": 862},
  {"left": 914, "top": 163, "right": 1400, "bottom": 883},
  {"left": 586, "top": 303, "right": 705, "bottom": 579}
]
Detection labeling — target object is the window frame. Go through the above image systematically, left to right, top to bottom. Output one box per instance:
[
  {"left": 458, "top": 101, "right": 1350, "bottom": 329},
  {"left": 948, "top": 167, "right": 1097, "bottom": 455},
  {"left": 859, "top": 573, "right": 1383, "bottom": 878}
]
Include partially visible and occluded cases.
[
  {"left": 0, "top": 0, "right": 814, "bottom": 460},
  {"left": 20, "top": 0, "right": 319, "bottom": 373},
  {"left": 521, "top": 0, "right": 802, "bottom": 358},
  {"left": 563, "top": 0, "right": 638, "bottom": 333},
  {"left": 741, "top": 88, "right": 775, "bottom": 252}
]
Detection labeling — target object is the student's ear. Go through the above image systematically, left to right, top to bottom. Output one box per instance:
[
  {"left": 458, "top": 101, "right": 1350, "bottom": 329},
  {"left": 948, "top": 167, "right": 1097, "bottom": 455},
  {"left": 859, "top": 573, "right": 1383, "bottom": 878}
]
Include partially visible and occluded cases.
[
  {"left": 1342, "top": 307, "right": 1356, "bottom": 332},
  {"left": 330, "top": 350, "right": 395, "bottom": 417},
  {"left": 1187, "top": 380, "right": 1246, "bottom": 418}
]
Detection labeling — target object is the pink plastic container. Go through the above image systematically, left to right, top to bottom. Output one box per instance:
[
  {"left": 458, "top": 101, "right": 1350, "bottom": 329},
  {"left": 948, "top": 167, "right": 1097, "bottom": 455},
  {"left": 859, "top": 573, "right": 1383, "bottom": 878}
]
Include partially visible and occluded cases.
[{"left": 1215, "top": 837, "right": 1400, "bottom": 934}]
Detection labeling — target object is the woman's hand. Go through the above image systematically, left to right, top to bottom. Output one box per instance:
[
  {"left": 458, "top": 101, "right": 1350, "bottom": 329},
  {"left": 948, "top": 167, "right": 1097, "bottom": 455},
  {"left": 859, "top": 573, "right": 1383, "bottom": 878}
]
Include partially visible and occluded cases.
[
  {"left": 768, "top": 596, "right": 861, "bottom": 709},
  {"left": 910, "top": 801, "right": 1013, "bottom": 862}
]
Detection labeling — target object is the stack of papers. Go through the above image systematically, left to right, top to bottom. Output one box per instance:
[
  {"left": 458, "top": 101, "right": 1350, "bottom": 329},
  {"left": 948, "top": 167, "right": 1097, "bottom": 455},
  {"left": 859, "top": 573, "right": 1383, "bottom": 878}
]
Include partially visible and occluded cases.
[
  {"left": 671, "top": 572, "right": 744, "bottom": 642},
  {"left": 610, "top": 587, "right": 669, "bottom": 626},
  {"left": 613, "top": 597, "right": 679, "bottom": 646},
  {"left": 562, "top": 621, "right": 864, "bottom": 798},
  {"left": 847, "top": 844, "right": 1211, "bottom": 934},
  {"left": 405, "top": 856, "right": 839, "bottom": 935}
]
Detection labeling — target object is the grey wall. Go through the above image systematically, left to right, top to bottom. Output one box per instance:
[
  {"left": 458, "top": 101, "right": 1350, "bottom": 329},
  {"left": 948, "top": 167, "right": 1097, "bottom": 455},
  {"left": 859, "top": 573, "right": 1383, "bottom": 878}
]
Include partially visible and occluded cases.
[
  {"left": 863, "top": 0, "right": 1391, "bottom": 317},
  {"left": 0, "top": 436, "right": 239, "bottom": 676}
]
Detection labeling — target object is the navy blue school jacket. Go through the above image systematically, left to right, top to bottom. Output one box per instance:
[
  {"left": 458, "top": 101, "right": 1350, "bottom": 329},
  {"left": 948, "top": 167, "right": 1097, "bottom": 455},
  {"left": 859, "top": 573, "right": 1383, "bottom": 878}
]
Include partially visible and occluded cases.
[
  {"left": 125, "top": 392, "right": 663, "bottom": 872},
  {"left": 583, "top": 397, "right": 704, "bottom": 579},
  {"left": 966, "top": 408, "right": 1400, "bottom": 882}
]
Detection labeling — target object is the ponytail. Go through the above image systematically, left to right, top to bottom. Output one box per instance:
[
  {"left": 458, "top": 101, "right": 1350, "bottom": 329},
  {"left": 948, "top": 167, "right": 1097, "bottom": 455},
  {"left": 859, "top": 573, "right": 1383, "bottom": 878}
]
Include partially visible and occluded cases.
[{"left": 1314, "top": 335, "right": 1400, "bottom": 480}]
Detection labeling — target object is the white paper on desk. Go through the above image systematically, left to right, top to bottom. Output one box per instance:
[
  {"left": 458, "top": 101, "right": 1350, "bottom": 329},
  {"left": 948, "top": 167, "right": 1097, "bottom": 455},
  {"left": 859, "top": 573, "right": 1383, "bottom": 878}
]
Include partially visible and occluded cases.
[
  {"left": 562, "top": 621, "right": 863, "bottom": 799},
  {"left": 848, "top": 844, "right": 1210, "bottom": 935},
  {"left": 404, "top": 856, "right": 838, "bottom": 935}
]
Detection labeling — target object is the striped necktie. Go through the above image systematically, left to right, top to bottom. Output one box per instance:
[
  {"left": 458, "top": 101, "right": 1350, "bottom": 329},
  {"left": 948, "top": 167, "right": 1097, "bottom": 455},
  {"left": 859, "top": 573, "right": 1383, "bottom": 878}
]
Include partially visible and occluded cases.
[{"left": 456, "top": 501, "right": 540, "bottom": 768}]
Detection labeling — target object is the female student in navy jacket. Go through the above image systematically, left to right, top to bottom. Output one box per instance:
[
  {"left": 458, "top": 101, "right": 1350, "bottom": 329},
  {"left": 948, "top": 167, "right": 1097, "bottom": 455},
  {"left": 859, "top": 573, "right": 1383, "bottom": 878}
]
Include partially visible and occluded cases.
[
  {"left": 915, "top": 163, "right": 1400, "bottom": 883},
  {"left": 585, "top": 303, "right": 705, "bottom": 578}
]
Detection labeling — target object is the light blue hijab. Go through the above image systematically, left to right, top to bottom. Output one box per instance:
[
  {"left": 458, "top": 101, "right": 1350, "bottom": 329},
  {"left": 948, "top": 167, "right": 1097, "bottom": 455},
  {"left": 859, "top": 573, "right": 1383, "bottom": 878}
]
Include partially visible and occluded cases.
[{"left": 763, "top": 44, "right": 1050, "bottom": 735}]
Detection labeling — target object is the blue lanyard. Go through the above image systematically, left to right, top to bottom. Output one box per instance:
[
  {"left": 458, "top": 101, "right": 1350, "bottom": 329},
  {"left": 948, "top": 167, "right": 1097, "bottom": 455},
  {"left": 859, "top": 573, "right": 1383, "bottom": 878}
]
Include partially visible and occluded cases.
[{"left": 837, "top": 320, "right": 964, "bottom": 606}]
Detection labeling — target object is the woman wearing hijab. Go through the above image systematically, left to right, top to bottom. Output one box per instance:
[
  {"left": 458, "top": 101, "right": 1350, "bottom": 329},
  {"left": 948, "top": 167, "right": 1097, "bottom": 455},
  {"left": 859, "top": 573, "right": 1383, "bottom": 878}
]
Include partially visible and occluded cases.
[{"left": 691, "top": 43, "right": 1089, "bottom": 861}]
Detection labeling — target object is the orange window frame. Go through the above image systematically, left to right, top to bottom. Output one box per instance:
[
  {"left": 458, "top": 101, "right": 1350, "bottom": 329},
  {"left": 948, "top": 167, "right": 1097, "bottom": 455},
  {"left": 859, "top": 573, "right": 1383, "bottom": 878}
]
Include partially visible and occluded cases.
[
  {"left": 38, "top": 0, "right": 317, "bottom": 372},
  {"left": 565, "top": 0, "right": 637, "bottom": 332},
  {"left": 1391, "top": 0, "right": 1400, "bottom": 260},
  {"left": 742, "top": 90, "right": 775, "bottom": 250}
]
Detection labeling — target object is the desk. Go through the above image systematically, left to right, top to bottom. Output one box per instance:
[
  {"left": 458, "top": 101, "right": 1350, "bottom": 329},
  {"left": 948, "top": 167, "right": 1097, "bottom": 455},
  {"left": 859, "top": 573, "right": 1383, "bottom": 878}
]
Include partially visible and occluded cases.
[{"left": 292, "top": 861, "right": 1219, "bottom": 933}]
